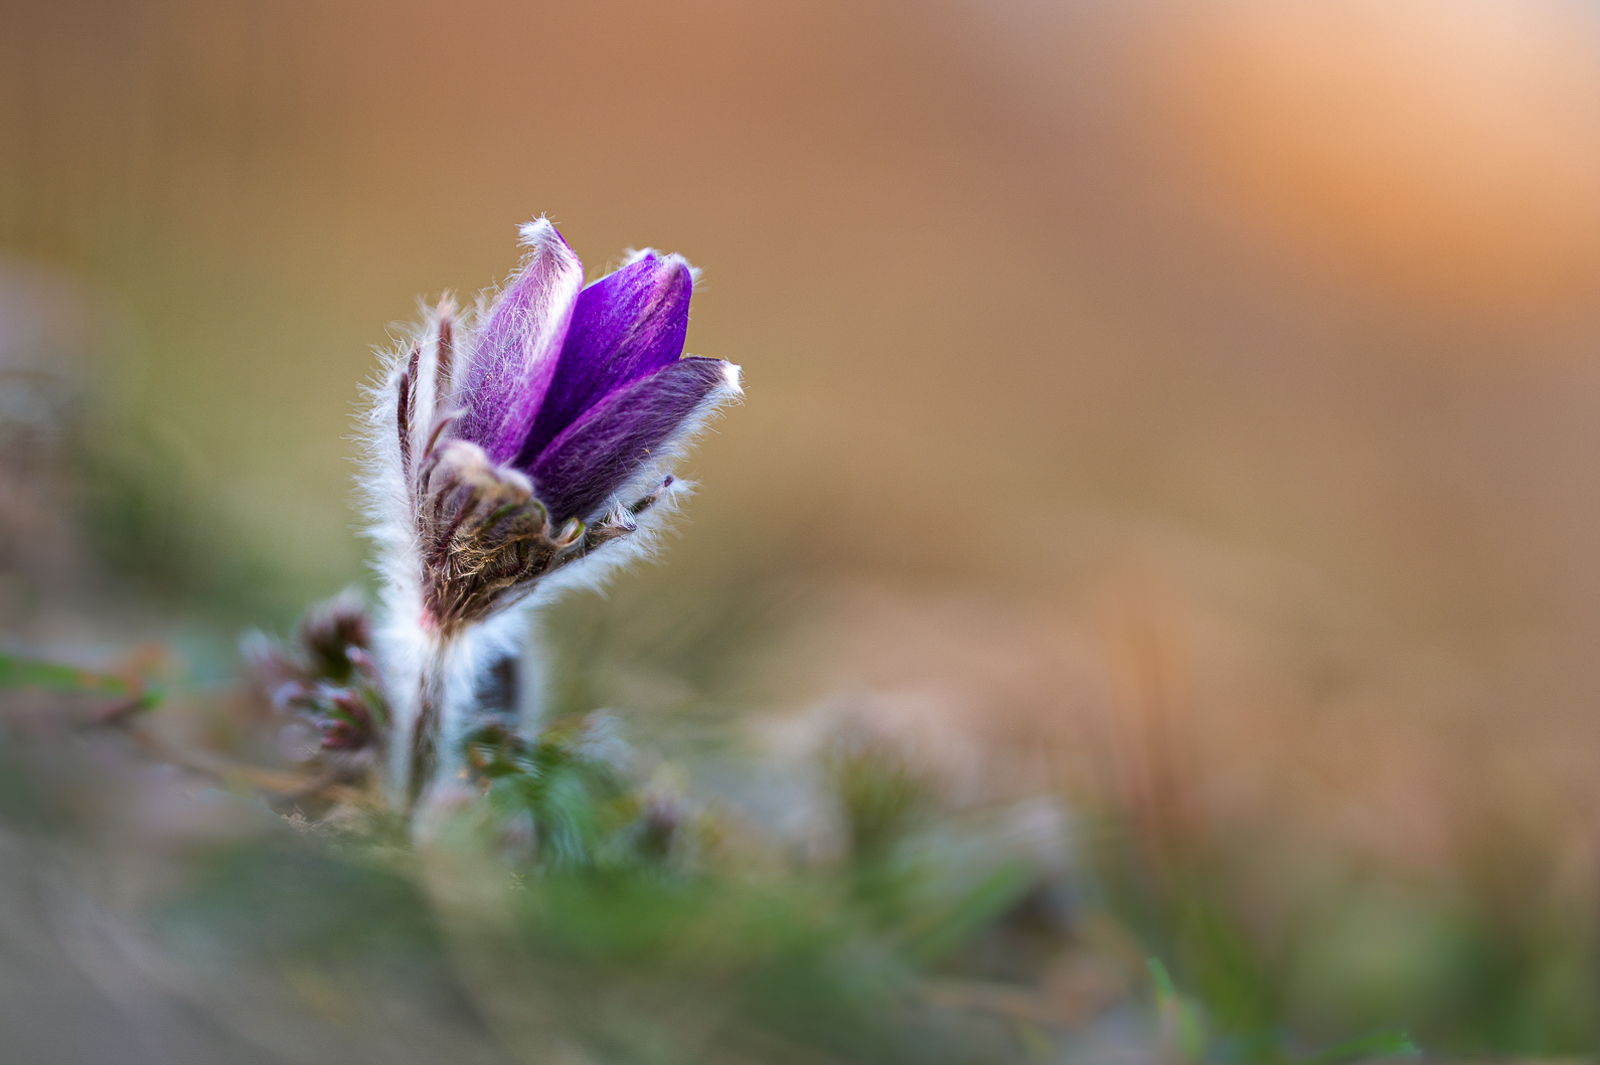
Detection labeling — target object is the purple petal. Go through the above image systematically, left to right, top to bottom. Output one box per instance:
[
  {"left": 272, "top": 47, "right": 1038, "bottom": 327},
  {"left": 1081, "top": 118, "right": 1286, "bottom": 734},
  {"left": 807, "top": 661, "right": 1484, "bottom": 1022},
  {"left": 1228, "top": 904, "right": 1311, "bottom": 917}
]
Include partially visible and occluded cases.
[
  {"left": 454, "top": 220, "right": 585, "bottom": 464},
  {"left": 512, "top": 252, "right": 694, "bottom": 469},
  {"left": 529, "top": 357, "right": 739, "bottom": 522}
]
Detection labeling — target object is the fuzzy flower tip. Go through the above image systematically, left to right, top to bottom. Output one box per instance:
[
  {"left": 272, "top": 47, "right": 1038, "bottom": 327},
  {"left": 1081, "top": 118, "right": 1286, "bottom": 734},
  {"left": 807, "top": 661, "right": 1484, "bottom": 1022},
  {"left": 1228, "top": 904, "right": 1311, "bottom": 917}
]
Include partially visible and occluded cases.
[{"left": 367, "top": 220, "right": 741, "bottom": 637}]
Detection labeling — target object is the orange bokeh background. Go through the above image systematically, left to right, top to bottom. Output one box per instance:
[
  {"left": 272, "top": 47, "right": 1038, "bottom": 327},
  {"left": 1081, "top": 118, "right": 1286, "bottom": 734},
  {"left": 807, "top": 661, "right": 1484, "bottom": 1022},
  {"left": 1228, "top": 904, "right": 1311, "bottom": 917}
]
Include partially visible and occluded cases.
[{"left": 6, "top": 1, "right": 1600, "bottom": 1042}]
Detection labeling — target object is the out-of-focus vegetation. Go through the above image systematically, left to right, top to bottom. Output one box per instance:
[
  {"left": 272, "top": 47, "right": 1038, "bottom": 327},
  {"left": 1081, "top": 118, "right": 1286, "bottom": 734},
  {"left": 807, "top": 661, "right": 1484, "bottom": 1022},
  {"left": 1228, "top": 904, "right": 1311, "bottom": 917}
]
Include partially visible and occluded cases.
[{"left": 3, "top": 630, "right": 1427, "bottom": 1065}]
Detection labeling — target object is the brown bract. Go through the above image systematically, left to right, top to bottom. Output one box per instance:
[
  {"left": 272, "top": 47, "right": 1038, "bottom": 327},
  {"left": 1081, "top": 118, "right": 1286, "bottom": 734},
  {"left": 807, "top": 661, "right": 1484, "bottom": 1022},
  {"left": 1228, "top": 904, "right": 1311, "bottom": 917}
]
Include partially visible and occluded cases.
[{"left": 406, "top": 432, "right": 664, "bottom": 637}]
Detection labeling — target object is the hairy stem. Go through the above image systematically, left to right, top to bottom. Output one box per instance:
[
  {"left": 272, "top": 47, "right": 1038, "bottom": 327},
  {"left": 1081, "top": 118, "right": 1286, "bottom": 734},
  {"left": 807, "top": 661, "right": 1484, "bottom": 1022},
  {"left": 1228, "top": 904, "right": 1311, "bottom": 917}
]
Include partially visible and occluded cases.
[
  {"left": 387, "top": 623, "right": 527, "bottom": 822},
  {"left": 387, "top": 633, "right": 466, "bottom": 818},
  {"left": 407, "top": 643, "right": 446, "bottom": 812}
]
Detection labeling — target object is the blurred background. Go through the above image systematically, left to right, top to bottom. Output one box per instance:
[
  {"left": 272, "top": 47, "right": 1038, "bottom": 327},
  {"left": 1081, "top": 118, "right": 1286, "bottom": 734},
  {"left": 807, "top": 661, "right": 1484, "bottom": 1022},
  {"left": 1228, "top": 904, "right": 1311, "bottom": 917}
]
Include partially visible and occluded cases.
[{"left": 5, "top": 0, "right": 1600, "bottom": 1060}]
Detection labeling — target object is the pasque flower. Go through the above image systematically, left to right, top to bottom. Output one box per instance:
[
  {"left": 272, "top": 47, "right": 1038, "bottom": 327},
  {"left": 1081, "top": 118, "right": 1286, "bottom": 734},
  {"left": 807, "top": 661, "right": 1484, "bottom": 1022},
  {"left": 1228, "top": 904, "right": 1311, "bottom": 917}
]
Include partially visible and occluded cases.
[{"left": 365, "top": 219, "right": 741, "bottom": 811}]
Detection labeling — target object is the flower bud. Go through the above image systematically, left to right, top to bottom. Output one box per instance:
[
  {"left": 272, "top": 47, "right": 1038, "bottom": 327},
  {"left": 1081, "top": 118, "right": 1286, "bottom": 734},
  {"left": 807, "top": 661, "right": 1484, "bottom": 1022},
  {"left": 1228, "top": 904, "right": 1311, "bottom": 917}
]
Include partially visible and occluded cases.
[{"left": 370, "top": 219, "right": 741, "bottom": 637}]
